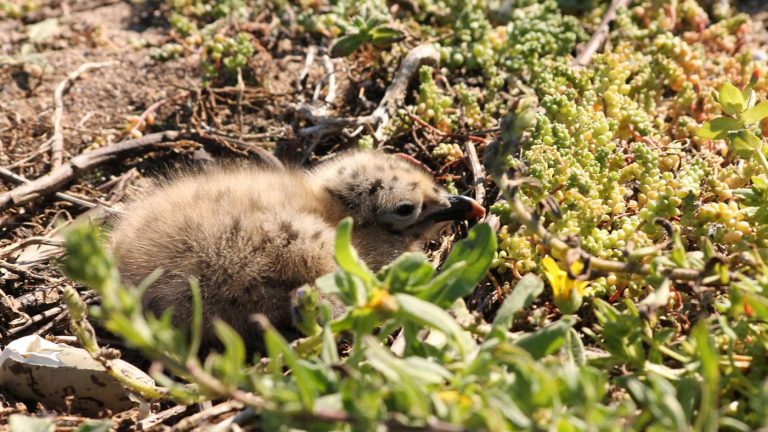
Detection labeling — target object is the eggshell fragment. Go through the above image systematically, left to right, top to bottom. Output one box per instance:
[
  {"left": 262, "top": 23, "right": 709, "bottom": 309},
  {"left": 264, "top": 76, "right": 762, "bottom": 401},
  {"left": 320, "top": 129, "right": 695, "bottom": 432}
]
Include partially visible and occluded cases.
[{"left": 0, "top": 335, "right": 153, "bottom": 416}]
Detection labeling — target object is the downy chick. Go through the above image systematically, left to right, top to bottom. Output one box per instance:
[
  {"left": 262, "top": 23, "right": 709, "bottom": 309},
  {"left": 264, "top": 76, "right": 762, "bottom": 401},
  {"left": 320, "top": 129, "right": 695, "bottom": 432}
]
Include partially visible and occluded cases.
[{"left": 109, "top": 151, "right": 485, "bottom": 347}]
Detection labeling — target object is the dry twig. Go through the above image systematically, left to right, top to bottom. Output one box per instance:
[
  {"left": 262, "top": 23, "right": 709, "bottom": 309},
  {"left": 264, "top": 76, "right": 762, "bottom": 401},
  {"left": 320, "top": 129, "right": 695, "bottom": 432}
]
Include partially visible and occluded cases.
[
  {"left": 574, "top": 0, "right": 630, "bottom": 67},
  {"left": 298, "top": 44, "right": 440, "bottom": 141},
  {"left": 51, "top": 61, "right": 119, "bottom": 169},
  {"left": 127, "top": 91, "right": 191, "bottom": 138},
  {"left": 1, "top": 129, "right": 286, "bottom": 210},
  {"left": 0, "top": 130, "right": 183, "bottom": 210},
  {"left": 463, "top": 142, "right": 485, "bottom": 204},
  {"left": 0, "top": 166, "right": 100, "bottom": 209},
  {"left": 170, "top": 400, "right": 243, "bottom": 432},
  {"left": 136, "top": 405, "right": 189, "bottom": 431}
]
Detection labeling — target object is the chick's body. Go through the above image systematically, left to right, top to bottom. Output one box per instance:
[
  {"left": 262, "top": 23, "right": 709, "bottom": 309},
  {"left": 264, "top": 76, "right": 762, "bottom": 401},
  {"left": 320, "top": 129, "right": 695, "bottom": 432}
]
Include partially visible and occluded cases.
[{"left": 109, "top": 152, "right": 484, "bottom": 346}]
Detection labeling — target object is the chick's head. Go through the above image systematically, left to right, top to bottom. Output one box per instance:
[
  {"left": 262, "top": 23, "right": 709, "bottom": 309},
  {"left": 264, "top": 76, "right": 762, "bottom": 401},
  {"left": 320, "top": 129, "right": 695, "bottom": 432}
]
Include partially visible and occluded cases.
[{"left": 312, "top": 151, "right": 485, "bottom": 239}]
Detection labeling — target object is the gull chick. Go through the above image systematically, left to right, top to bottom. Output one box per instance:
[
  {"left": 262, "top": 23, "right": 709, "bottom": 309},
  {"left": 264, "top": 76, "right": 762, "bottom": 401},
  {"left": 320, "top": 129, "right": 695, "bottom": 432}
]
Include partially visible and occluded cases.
[{"left": 109, "top": 151, "right": 485, "bottom": 347}]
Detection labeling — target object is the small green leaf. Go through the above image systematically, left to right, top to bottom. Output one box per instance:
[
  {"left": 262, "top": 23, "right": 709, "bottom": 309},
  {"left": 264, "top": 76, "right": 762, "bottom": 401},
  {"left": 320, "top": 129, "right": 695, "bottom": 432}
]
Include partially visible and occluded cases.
[
  {"left": 370, "top": 25, "right": 406, "bottom": 47},
  {"left": 330, "top": 32, "right": 369, "bottom": 58},
  {"left": 719, "top": 82, "right": 746, "bottom": 115},
  {"left": 740, "top": 100, "right": 768, "bottom": 124},
  {"left": 696, "top": 117, "right": 742, "bottom": 139},
  {"left": 732, "top": 130, "right": 762, "bottom": 158},
  {"left": 334, "top": 217, "right": 375, "bottom": 285},
  {"left": 434, "top": 223, "right": 496, "bottom": 307},
  {"left": 384, "top": 252, "right": 434, "bottom": 293},
  {"left": 409, "top": 261, "right": 467, "bottom": 302},
  {"left": 492, "top": 274, "right": 544, "bottom": 329},
  {"left": 394, "top": 293, "right": 474, "bottom": 355},
  {"left": 515, "top": 316, "right": 573, "bottom": 359},
  {"left": 211, "top": 319, "right": 246, "bottom": 387},
  {"left": 263, "top": 321, "right": 317, "bottom": 409},
  {"left": 321, "top": 322, "right": 339, "bottom": 364},
  {"left": 692, "top": 322, "right": 719, "bottom": 432},
  {"left": 566, "top": 327, "right": 586, "bottom": 365},
  {"left": 401, "top": 357, "right": 453, "bottom": 384},
  {"left": 487, "top": 390, "right": 532, "bottom": 428}
]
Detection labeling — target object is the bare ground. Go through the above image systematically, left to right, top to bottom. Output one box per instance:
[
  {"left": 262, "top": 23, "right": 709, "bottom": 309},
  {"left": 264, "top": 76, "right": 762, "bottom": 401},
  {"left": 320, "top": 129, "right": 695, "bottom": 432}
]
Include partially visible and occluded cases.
[{"left": 0, "top": 1, "right": 479, "bottom": 428}]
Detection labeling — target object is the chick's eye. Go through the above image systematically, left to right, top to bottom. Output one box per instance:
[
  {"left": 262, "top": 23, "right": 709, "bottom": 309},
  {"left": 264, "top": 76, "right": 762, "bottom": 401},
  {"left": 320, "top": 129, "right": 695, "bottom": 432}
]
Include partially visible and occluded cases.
[{"left": 394, "top": 203, "right": 416, "bottom": 216}]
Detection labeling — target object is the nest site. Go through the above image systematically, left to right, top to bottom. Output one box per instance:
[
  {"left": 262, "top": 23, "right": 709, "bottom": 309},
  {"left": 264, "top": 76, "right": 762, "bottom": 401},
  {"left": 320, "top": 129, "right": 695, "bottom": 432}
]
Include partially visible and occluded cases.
[{"left": 2, "top": 0, "right": 768, "bottom": 431}]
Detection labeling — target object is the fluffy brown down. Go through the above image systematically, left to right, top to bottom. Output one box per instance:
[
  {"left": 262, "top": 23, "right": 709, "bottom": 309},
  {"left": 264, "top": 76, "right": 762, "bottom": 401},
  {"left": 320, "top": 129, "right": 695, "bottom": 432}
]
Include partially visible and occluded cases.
[{"left": 109, "top": 151, "right": 482, "bottom": 348}]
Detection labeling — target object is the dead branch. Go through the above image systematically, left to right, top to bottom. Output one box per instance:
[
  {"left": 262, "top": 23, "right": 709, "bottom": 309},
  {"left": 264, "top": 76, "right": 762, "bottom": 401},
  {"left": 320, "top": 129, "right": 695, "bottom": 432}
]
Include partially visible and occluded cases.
[
  {"left": 574, "top": 0, "right": 630, "bottom": 67},
  {"left": 298, "top": 44, "right": 440, "bottom": 141},
  {"left": 323, "top": 55, "right": 337, "bottom": 104},
  {"left": 51, "top": 61, "right": 118, "bottom": 169},
  {"left": 128, "top": 91, "right": 191, "bottom": 138},
  {"left": 1, "top": 129, "right": 285, "bottom": 210},
  {"left": 0, "top": 130, "right": 183, "bottom": 210},
  {"left": 190, "top": 132, "right": 283, "bottom": 168},
  {"left": 463, "top": 142, "right": 485, "bottom": 204},
  {"left": 0, "top": 166, "right": 100, "bottom": 209},
  {"left": 0, "top": 236, "right": 63, "bottom": 260},
  {"left": 2, "top": 292, "right": 97, "bottom": 341},
  {"left": 170, "top": 401, "right": 242, "bottom": 432},
  {"left": 136, "top": 405, "right": 189, "bottom": 431}
]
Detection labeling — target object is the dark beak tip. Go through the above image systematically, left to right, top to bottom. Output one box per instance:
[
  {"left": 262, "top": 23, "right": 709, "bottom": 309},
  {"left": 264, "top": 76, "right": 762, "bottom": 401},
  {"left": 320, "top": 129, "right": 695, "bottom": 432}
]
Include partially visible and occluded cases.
[
  {"left": 432, "top": 195, "right": 486, "bottom": 222},
  {"left": 468, "top": 199, "right": 486, "bottom": 219}
]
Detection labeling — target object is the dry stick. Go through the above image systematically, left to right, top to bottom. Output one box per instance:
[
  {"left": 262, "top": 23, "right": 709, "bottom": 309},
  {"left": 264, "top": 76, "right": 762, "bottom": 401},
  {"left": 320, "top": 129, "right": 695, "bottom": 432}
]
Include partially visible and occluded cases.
[
  {"left": 573, "top": 0, "right": 630, "bottom": 67},
  {"left": 298, "top": 44, "right": 440, "bottom": 140},
  {"left": 297, "top": 46, "right": 317, "bottom": 90},
  {"left": 322, "top": 55, "right": 337, "bottom": 104},
  {"left": 50, "top": 61, "right": 118, "bottom": 169},
  {"left": 236, "top": 69, "right": 245, "bottom": 141},
  {"left": 128, "top": 91, "right": 191, "bottom": 137},
  {"left": 0, "top": 130, "right": 182, "bottom": 210},
  {"left": 0, "top": 130, "right": 279, "bottom": 211},
  {"left": 191, "top": 132, "right": 283, "bottom": 168},
  {"left": 3, "top": 137, "right": 53, "bottom": 169},
  {"left": 463, "top": 142, "right": 485, "bottom": 204},
  {"left": 0, "top": 166, "right": 99, "bottom": 209},
  {"left": 0, "top": 236, "right": 63, "bottom": 259},
  {"left": 3, "top": 297, "right": 90, "bottom": 340},
  {"left": 170, "top": 400, "right": 243, "bottom": 432},
  {"left": 136, "top": 405, "right": 189, "bottom": 431}
]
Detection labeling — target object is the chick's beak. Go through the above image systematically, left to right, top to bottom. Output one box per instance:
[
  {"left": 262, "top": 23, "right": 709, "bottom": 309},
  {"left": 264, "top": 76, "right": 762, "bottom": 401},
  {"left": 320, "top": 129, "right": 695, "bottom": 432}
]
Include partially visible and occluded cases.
[{"left": 430, "top": 195, "right": 486, "bottom": 222}]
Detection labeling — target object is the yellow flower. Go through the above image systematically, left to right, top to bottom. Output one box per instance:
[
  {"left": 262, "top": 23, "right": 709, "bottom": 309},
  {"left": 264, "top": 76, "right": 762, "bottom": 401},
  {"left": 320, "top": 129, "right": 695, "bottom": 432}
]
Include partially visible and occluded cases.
[{"left": 541, "top": 256, "right": 588, "bottom": 314}]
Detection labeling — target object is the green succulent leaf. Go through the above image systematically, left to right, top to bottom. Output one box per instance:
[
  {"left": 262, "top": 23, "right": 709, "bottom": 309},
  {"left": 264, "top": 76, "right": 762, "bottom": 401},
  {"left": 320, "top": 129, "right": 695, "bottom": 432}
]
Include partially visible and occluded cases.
[
  {"left": 211, "top": 319, "right": 247, "bottom": 387},
  {"left": 263, "top": 322, "right": 317, "bottom": 409}
]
